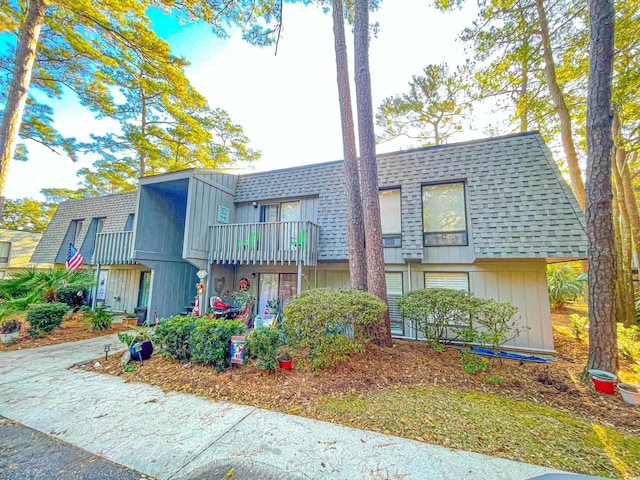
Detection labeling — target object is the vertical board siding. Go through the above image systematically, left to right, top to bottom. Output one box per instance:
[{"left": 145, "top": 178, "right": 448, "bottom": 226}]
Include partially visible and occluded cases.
[
  {"left": 146, "top": 260, "right": 198, "bottom": 320},
  {"left": 103, "top": 267, "right": 143, "bottom": 313}
]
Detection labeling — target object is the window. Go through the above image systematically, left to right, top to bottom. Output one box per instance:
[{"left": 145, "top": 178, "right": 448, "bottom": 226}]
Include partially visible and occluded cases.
[
  {"left": 422, "top": 182, "right": 467, "bottom": 246},
  {"left": 380, "top": 188, "right": 401, "bottom": 247},
  {"left": 259, "top": 201, "right": 301, "bottom": 222},
  {"left": 124, "top": 214, "right": 135, "bottom": 232},
  {"left": 96, "top": 218, "right": 106, "bottom": 234},
  {"left": 71, "top": 219, "right": 84, "bottom": 246},
  {"left": 0, "top": 242, "right": 10, "bottom": 263},
  {"left": 386, "top": 272, "right": 404, "bottom": 336},
  {"left": 425, "top": 272, "right": 469, "bottom": 291},
  {"left": 258, "top": 273, "right": 297, "bottom": 314}
]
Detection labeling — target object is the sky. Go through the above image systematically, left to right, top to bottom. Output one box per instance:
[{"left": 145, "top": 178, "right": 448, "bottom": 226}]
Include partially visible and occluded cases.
[{"left": 5, "top": 1, "right": 482, "bottom": 201}]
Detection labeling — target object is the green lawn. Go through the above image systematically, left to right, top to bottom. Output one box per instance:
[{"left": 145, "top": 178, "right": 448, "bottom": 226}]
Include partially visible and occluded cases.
[{"left": 304, "top": 386, "right": 640, "bottom": 479}]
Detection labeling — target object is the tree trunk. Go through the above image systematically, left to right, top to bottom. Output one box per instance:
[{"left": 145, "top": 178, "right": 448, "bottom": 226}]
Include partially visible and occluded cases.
[
  {"left": 0, "top": 0, "right": 47, "bottom": 217},
  {"left": 332, "top": 0, "right": 367, "bottom": 292},
  {"left": 354, "top": 0, "right": 392, "bottom": 347},
  {"left": 535, "top": 0, "right": 586, "bottom": 212},
  {"left": 584, "top": 0, "right": 618, "bottom": 375},
  {"left": 140, "top": 89, "right": 147, "bottom": 178},
  {"left": 612, "top": 114, "right": 636, "bottom": 326},
  {"left": 621, "top": 151, "right": 640, "bottom": 280}
]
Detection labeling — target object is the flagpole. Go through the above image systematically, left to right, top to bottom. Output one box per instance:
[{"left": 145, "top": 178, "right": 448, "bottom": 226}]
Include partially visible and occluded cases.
[{"left": 92, "top": 263, "right": 101, "bottom": 312}]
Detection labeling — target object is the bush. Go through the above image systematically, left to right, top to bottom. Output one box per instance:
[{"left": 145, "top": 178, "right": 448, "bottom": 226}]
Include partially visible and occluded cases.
[
  {"left": 546, "top": 264, "right": 585, "bottom": 308},
  {"left": 282, "top": 288, "right": 385, "bottom": 371},
  {"left": 396, "top": 288, "right": 478, "bottom": 347},
  {"left": 465, "top": 299, "right": 524, "bottom": 352},
  {"left": 27, "top": 303, "right": 69, "bottom": 338},
  {"left": 82, "top": 306, "right": 113, "bottom": 331},
  {"left": 570, "top": 314, "right": 588, "bottom": 339},
  {"left": 153, "top": 316, "right": 201, "bottom": 361},
  {"left": 190, "top": 318, "right": 246, "bottom": 372},
  {"left": 618, "top": 323, "right": 640, "bottom": 362},
  {"left": 246, "top": 327, "right": 282, "bottom": 371}
]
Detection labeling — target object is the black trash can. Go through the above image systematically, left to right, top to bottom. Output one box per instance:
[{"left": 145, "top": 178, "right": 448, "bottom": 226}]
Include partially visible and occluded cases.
[{"left": 134, "top": 307, "right": 148, "bottom": 326}]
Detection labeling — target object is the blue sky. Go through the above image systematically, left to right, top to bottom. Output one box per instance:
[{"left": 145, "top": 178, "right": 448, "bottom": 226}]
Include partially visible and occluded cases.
[{"left": 5, "top": 1, "right": 483, "bottom": 200}]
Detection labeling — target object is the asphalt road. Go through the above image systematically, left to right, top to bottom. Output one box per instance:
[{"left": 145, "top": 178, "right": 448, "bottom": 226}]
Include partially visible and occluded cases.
[{"left": 0, "top": 416, "right": 146, "bottom": 480}]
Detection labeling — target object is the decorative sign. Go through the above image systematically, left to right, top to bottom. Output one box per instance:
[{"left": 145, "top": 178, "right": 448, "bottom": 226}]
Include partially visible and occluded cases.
[
  {"left": 217, "top": 205, "right": 230, "bottom": 224},
  {"left": 97, "top": 271, "right": 108, "bottom": 301},
  {"left": 230, "top": 336, "right": 246, "bottom": 365}
]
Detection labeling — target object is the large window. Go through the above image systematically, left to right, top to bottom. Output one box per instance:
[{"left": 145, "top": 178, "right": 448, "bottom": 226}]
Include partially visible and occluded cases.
[
  {"left": 422, "top": 182, "right": 467, "bottom": 246},
  {"left": 380, "top": 188, "right": 401, "bottom": 247},
  {"left": 259, "top": 201, "right": 301, "bottom": 223},
  {"left": 71, "top": 219, "right": 84, "bottom": 246},
  {"left": 425, "top": 272, "right": 469, "bottom": 291},
  {"left": 258, "top": 273, "right": 297, "bottom": 315}
]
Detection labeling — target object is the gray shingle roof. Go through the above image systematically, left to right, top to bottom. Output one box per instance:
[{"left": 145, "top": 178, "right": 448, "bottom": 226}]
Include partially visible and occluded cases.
[
  {"left": 236, "top": 132, "right": 587, "bottom": 261},
  {"left": 31, "top": 192, "right": 138, "bottom": 263}
]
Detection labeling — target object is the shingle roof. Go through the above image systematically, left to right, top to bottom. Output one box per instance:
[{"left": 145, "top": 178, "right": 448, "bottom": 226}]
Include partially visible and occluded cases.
[
  {"left": 236, "top": 132, "right": 587, "bottom": 261},
  {"left": 30, "top": 192, "right": 138, "bottom": 263}
]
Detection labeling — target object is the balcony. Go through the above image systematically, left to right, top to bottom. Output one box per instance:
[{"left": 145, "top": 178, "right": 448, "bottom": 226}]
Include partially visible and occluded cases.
[
  {"left": 209, "top": 221, "right": 319, "bottom": 266},
  {"left": 92, "top": 231, "right": 135, "bottom": 265}
]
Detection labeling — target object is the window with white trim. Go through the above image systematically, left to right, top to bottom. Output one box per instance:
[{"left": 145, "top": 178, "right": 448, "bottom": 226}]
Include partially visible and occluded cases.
[
  {"left": 422, "top": 182, "right": 468, "bottom": 246},
  {"left": 380, "top": 188, "right": 401, "bottom": 247},
  {"left": 0, "top": 242, "right": 10, "bottom": 263},
  {"left": 385, "top": 272, "right": 404, "bottom": 336},
  {"left": 424, "top": 272, "right": 469, "bottom": 291}
]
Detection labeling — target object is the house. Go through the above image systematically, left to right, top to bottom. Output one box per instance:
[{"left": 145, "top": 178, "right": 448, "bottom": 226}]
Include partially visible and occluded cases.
[
  {"left": 33, "top": 132, "right": 587, "bottom": 352},
  {"left": 30, "top": 192, "right": 152, "bottom": 316},
  {"left": 0, "top": 229, "right": 49, "bottom": 278}
]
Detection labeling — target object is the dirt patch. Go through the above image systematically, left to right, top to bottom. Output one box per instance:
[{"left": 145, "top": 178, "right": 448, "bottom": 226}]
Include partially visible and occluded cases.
[
  {"left": 84, "top": 310, "right": 640, "bottom": 436},
  {"left": 0, "top": 313, "right": 129, "bottom": 351}
]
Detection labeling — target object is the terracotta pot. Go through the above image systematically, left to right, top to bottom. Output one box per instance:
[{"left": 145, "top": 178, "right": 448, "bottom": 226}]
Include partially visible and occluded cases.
[{"left": 278, "top": 359, "right": 292, "bottom": 371}]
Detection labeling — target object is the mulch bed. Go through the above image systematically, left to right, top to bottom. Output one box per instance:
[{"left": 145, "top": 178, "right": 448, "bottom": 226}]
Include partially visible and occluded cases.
[
  {"left": 83, "top": 310, "right": 640, "bottom": 436},
  {"left": 0, "top": 313, "right": 129, "bottom": 351}
]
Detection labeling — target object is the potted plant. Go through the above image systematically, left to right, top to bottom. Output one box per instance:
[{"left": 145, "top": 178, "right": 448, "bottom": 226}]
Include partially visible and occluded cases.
[
  {"left": 266, "top": 297, "right": 280, "bottom": 314},
  {"left": 0, "top": 319, "right": 21, "bottom": 344},
  {"left": 118, "top": 326, "right": 153, "bottom": 362},
  {"left": 277, "top": 347, "right": 292, "bottom": 371}
]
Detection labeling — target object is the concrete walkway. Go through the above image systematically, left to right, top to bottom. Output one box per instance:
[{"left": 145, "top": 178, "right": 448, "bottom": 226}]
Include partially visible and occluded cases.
[{"left": 0, "top": 337, "right": 598, "bottom": 480}]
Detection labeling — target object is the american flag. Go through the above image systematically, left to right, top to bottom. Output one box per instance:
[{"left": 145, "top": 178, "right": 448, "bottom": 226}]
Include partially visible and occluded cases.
[{"left": 66, "top": 243, "right": 85, "bottom": 271}]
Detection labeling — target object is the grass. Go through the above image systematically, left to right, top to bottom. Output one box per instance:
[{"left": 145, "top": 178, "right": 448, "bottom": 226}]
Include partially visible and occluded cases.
[{"left": 304, "top": 386, "right": 640, "bottom": 479}]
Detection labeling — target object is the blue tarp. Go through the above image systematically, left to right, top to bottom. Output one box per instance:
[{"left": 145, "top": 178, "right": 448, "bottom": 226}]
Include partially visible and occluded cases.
[{"left": 471, "top": 346, "right": 554, "bottom": 363}]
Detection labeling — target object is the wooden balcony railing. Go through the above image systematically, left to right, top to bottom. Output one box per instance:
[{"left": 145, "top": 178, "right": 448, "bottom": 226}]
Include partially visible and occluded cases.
[
  {"left": 209, "top": 221, "right": 319, "bottom": 266},
  {"left": 92, "top": 231, "right": 135, "bottom": 265}
]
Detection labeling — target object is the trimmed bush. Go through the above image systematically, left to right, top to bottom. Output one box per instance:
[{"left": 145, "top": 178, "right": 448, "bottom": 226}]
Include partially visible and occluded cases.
[
  {"left": 282, "top": 288, "right": 386, "bottom": 371},
  {"left": 396, "top": 288, "right": 478, "bottom": 346},
  {"left": 465, "top": 299, "right": 524, "bottom": 352},
  {"left": 27, "top": 303, "right": 70, "bottom": 338},
  {"left": 83, "top": 306, "right": 113, "bottom": 331},
  {"left": 153, "top": 316, "right": 201, "bottom": 361},
  {"left": 190, "top": 318, "right": 246, "bottom": 372},
  {"left": 246, "top": 327, "right": 282, "bottom": 371}
]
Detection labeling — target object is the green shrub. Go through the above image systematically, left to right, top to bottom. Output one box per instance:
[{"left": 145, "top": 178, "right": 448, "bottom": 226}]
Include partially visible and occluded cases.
[
  {"left": 546, "top": 264, "right": 585, "bottom": 308},
  {"left": 282, "top": 288, "right": 385, "bottom": 371},
  {"left": 396, "top": 288, "right": 478, "bottom": 347},
  {"left": 464, "top": 299, "right": 524, "bottom": 352},
  {"left": 26, "top": 303, "right": 69, "bottom": 338},
  {"left": 82, "top": 306, "right": 113, "bottom": 331},
  {"left": 569, "top": 314, "right": 588, "bottom": 339},
  {"left": 154, "top": 316, "right": 202, "bottom": 361},
  {"left": 190, "top": 318, "right": 246, "bottom": 372},
  {"left": 618, "top": 323, "right": 640, "bottom": 362},
  {"left": 246, "top": 327, "right": 282, "bottom": 371},
  {"left": 460, "top": 347, "right": 488, "bottom": 374}
]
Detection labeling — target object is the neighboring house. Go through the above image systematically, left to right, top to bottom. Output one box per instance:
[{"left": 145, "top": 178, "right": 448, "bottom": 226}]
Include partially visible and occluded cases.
[
  {"left": 32, "top": 132, "right": 587, "bottom": 352},
  {"left": 30, "top": 192, "right": 151, "bottom": 315},
  {"left": 0, "top": 229, "right": 49, "bottom": 277}
]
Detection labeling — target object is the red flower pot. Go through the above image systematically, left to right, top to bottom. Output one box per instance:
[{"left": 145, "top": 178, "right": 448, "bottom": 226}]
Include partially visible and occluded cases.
[
  {"left": 279, "top": 359, "right": 292, "bottom": 371},
  {"left": 589, "top": 369, "right": 617, "bottom": 395}
]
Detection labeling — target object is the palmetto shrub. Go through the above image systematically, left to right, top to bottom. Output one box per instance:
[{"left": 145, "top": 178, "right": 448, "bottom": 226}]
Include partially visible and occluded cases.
[{"left": 546, "top": 264, "right": 585, "bottom": 308}]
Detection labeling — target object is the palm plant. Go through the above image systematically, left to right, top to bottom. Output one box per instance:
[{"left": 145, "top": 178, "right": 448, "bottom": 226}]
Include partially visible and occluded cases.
[
  {"left": 546, "top": 264, "right": 585, "bottom": 308},
  {"left": 0, "top": 268, "right": 95, "bottom": 320}
]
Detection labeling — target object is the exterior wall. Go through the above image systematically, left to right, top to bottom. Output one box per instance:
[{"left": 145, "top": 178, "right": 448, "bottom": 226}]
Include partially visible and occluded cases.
[
  {"left": 184, "top": 173, "right": 238, "bottom": 268},
  {"left": 235, "top": 197, "right": 319, "bottom": 224},
  {"left": 145, "top": 260, "right": 198, "bottom": 321},
  {"left": 96, "top": 265, "right": 149, "bottom": 313}
]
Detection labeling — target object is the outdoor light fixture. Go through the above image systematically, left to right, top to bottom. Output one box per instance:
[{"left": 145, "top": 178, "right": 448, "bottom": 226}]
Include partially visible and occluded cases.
[
  {"left": 252, "top": 201, "right": 258, "bottom": 208},
  {"left": 196, "top": 269, "right": 207, "bottom": 281},
  {"left": 103, "top": 343, "right": 111, "bottom": 361}
]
